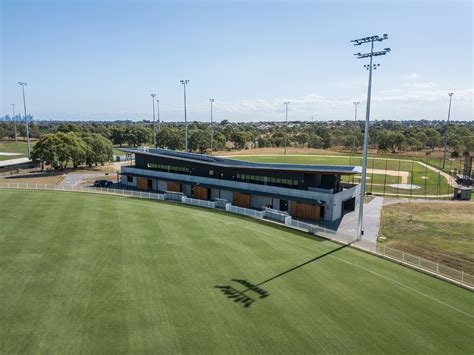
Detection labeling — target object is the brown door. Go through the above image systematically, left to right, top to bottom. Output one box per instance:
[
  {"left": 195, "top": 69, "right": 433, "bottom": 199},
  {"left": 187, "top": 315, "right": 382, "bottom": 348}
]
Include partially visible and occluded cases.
[
  {"left": 136, "top": 177, "right": 148, "bottom": 190},
  {"left": 167, "top": 182, "right": 181, "bottom": 192},
  {"left": 193, "top": 186, "right": 209, "bottom": 200},
  {"left": 233, "top": 192, "right": 251, "bottom": 208},
  {"left": 290, "top": 201, "right": 321, "bottom": 221}
]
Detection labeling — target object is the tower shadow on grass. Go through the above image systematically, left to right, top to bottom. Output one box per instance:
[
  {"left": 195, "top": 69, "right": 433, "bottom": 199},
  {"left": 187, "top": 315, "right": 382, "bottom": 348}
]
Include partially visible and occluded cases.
[{"left": 215, "top": 242, "right": 351, "bottom": 308}]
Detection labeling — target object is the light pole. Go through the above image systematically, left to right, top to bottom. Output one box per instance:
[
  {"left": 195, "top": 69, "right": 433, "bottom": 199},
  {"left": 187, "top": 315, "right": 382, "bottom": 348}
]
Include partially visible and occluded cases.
[
  {"left": 351, "top": 34, "right": 390, "bottom": 241},
  {"left": 180, "top": 80, "right": 190, "bottom": 151},
  {"left": 18, "top": 82, "right": 30, "bottom": 159},
  {"left": 151, "top": 93, "right": 156, "bottom": 147},
  {"left": 443, "top": 93, "right": 454, "bottom": 170},
  {"left": 156, "top": 98, "right": 160, "bottom": 148},
  {"left": 209, "top": 99, "right": 214, "bottom": 154},
  {"left": 284, "top": 101, "right": 290, "bottom": 154},
  {"left": 351, "top": 101, "right": 360, "bottom": 159},
  {"left": 11, "top": 103, "right": 17, "bottom": 143}
]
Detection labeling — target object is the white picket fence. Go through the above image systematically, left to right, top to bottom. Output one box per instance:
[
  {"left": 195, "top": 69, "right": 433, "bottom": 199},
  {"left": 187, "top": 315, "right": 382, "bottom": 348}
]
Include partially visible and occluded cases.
[{"left": 0, "top": 182, "right": 472, "bottom": 289}]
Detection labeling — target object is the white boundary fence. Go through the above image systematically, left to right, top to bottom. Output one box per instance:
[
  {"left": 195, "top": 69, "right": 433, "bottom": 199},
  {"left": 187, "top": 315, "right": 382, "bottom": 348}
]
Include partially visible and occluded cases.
[{"left": 0, "top": 182, "right": 472, "bottom": 289}]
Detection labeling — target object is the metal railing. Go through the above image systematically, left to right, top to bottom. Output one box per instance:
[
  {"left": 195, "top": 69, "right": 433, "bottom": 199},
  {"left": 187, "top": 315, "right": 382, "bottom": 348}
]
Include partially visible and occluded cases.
[
  {"left": 0, "top": 182, "right": 472, "bottom": 289},
  {"left": 182, "top": 196, "right": 216, "bottom": 209},
  {"left": 226, "top": 204, "right": 265, "bottom": 219},
  {"left": 375, "top": 243, "right": 473, "bottom": 287}
]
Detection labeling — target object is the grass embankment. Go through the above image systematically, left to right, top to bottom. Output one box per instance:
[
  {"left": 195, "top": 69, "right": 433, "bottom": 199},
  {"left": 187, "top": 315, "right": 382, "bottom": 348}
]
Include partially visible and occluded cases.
[
  {"left": 0, "top": 190, "right": 472, "bottom": 353},
  {"left": 380, "top": 202, "right": 474, "bottom": 274}
]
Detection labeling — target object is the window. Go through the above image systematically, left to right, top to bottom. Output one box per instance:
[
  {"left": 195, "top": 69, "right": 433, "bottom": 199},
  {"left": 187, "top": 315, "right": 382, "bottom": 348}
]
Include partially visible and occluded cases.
[
  {"left": 147, "top": 163, "right": 189, "bottom": 173},
  {"left": 209, "top": 170, "right": 214, "bottom": 176},
  {"left": 127, "top": 176, "right": 133, "bottom": 183}
]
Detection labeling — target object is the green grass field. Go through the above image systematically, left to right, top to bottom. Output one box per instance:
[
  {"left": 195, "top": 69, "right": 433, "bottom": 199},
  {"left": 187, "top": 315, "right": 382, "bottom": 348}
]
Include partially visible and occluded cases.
[
  {"left": 0, "top": 141, "right": 33, "bottom": 161},
  {"left": 233, "top": 155, "right": 452, "bottom": 196},
  {"left": 0, "top": 190, "right": 472, "bottom": 353},
  {"left": 380, "top": 202, "right": 474, "bottom": 274}
]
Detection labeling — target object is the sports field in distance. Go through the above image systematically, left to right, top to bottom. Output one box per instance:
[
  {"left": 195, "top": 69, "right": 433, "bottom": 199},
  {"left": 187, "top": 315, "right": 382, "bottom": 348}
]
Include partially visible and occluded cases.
[
  {"left": 0, "top": 141, "right": 32, "bottom": 161},
  {"left": 233, "top": 154, "right": 452, "bottom": 197},
  {"left": 0, "top": 190, "right": 473, "bottom": 353},
  {"left": 380, "top": 202, "right": 474, "bottom": 274}
]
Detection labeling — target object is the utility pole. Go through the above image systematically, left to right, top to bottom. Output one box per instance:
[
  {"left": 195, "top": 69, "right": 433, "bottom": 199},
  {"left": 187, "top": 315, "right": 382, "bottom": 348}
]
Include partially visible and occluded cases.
[
  {"left": 351, "top": 34, "right": 390, "bottom": 241},
  {"left": 180, "top": 80, "right": 190, "bottom": 151},
  {"left": 18, "top": 82, "right": 30, "bottom": 159},
  {"left": 151, "top": 93, "right": 156, "bottom": 147},
  {"left": 442, "top": 93, "right": 454, "bottom": 170},
  {"left": 156, "top": 98, "right": 160, "bottom": 148},
  {"left": 209, "top": 99, "right": 214, "bottom": 154},
  {"left": 284, "top": 101, "right": 290, "bottom": 154},
  {"left": 352, "top": 101, "right": 360, "bottom": 158},
  {"left": 11, "top": 104, "right": 17, "bottom": 143}
]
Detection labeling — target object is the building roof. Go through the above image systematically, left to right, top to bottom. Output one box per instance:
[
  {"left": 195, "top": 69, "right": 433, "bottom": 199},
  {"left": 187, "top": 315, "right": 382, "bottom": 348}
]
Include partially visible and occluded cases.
[
  {"left": 119, "top": 148, "right": 360, "bottom": 175},
  {"left": 0, "top": 157, "right": 32, "bottom": 167}
]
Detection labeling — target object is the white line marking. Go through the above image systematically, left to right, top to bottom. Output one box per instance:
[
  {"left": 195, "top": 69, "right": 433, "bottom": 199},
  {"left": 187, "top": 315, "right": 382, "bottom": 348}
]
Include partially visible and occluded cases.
[{"left": 332, "top": 256, "right": 474, "bottom": 319}]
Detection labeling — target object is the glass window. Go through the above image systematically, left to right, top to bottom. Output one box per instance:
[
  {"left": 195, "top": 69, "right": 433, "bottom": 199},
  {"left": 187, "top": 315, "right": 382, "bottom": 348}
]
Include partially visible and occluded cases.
[
  {"left": 209, "top": 170, "right": 214, "bottom": 176},
  {"left": 127, "top": 176, "right": 133, "bottom": 182}
]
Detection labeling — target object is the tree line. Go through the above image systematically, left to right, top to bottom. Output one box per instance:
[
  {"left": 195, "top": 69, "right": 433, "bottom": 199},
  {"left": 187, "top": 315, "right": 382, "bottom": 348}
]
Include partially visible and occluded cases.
[
  {"left": 1, "top": 120, "right": 473, "bottom": 157},
  {"left": 32, "top": 132, "right": 113, "bottom": 169}
]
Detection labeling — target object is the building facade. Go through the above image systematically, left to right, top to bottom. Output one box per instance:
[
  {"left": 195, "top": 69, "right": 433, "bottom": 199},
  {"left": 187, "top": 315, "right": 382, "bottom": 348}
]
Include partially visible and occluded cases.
[{"left": 119, "top": 148, "right": 360, "bottom": 222}]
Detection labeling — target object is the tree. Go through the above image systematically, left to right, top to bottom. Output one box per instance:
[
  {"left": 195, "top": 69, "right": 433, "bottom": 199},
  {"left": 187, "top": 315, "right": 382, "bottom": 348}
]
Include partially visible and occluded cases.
[
  {"left": 110, "top": 126, "right": 127, "bottom": 146},
  {"left": 125, "top": 126, "right": 151, "bottom": 147},
  {"left": 156, "top": 127, "right": 184, "bottom": 150},
  {"left": 425, "top": 128, "right": 441, "bottom": 150},
  {"left": 189, "top": 129, "right": 211, "bottom": 153},
  {"left": 232, "top": 131, "right": 253, "bottom": 149},
  {"left": 32, "top": 132, "right": 86, "bottom": 168},
  {"left": 61, "top": 132, "right": 87, "bottom": 168},
  {"left": 294, "top": 132, "right": 309, "bottom": 147},
  {"left": 82, "top": 133, "right": 114, "bottom": 166},
  {"left": 308, "top": 134, "right": 323, "bottom": 149}
]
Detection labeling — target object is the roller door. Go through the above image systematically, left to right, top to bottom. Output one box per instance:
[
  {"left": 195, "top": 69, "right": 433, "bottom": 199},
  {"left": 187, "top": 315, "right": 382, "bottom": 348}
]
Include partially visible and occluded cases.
[
  {"left": 167, "top": 181, "right": 182, "bottom": 192},
  {"left": 193, "top": 186, "right": 209, "bottom": 200},
  {"left": 233, "top": 192, "right": 251, "bottom": 208},
  {"left": 290, "top": 201, "right": 321, "bottom": 221}
]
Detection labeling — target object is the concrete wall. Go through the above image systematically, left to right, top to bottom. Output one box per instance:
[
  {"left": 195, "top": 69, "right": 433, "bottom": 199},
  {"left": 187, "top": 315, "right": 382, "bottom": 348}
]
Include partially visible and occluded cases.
[
  {"left": 121, "top": 175, "right": 136, "bottom": 187},
  {"left": 157, "top": 180, "right": 167, "bottom": 192},
  {"left": 182, "top": 184, "right": 192, "bottom": 196},
  {"left": 220, "top": 189, "right": 234, "bottom": 203},
  {"left": 250, "top": 195, "right": 273, "bottom": 209}
]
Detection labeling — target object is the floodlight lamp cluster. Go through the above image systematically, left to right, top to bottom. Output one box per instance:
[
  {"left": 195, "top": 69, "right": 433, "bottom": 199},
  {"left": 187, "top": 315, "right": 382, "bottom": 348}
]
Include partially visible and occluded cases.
[
  {"left": 351, "top": 34, "right": 388, "bottom": 45},
  {"left": 354, "top": 49, "right": 390, "bottom": 59},
  {"left": 364, "top": 64, "right": 381, "bottom": 70},
  {"left": 180, "top": 80, "right": 190, "bottom": 85},
  {"left": 18, "top": 82, "right": 27, "bottom": 87},
  {"left": 151, "top": 93, "right": 156, "bottom": 98},
  {"left": 209, "top": 98, "right": 214, "bottom": 103}
]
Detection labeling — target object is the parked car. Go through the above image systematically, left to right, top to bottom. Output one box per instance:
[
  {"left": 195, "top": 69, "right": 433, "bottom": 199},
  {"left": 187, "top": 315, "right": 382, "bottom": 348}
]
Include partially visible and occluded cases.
[{"left": 94, "top": 180, "right": 113, "bottom": 187}]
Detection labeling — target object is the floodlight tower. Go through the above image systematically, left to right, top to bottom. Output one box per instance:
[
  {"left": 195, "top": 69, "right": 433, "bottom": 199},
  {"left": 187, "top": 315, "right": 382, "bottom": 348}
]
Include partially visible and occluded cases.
[
  {"left": 351, "top": 34, "right": 390, "bottom": 241},
  {"left": 180, "top": 80, "right": 190, "bottom": 151},
  {"left": 18, "top": 82, "right": 31, "bottom": 159},
  {"left": 442, "top": 93, "right": 454, "bottom": 169},
  {"left": 151, "top": 94, "right": 156, "bottom": 147},
  {"left": 156, "top": 98, "right": 160, "bottom": 147},
  {"left": 209, "top": 99, "right": 214, "bottom": 154},
  {"left": 284, "top": 101, "right": 290, "bottom": 154},
  {"left": 352, "top": 101, "right": 360, "bottom": 158},
  {"left": 11, "top": 104, "right": 17, "bottom": 143}
]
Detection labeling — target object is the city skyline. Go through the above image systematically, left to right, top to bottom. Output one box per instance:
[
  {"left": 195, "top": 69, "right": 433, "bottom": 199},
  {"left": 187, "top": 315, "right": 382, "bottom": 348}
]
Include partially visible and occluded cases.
[{"left": 1, "top": 0, "right": 473, "bottom": 122}]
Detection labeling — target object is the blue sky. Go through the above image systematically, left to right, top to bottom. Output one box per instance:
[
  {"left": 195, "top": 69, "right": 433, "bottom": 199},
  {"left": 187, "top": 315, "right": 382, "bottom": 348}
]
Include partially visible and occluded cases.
[{"left": 1, "top": 0, "right": 472, "bottom": 121}]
